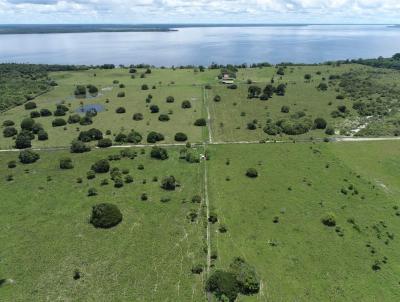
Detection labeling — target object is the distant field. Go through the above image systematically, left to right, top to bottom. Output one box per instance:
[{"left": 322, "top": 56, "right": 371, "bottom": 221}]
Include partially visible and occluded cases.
[
  {"left": 207, "top": 141, "right": 400, "bottom": 301},
  {"left": 0, "top": 147, "right": 206, "bottom": 301}
]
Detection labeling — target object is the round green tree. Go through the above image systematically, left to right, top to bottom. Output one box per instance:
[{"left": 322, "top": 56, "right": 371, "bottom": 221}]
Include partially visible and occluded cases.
[{"left": 90, "top": 203, "right": 122, "bottom": 229}]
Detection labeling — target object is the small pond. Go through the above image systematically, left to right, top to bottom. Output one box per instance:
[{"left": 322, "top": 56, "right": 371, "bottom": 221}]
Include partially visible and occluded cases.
[{"left": 76, "top": 103, "right": 105, "bottom": 114}]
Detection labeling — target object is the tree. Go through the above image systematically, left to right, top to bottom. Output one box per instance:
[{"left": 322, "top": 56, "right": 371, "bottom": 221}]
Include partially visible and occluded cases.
[
  {"left": 277, "top": 67, "right": 285, "bottom": 75},
  {"left": 304, "top": 74, "right": 312, "bottom": 80},
  {"left": 317, "top": 82, "right": 328, "bottom": 91},
  {"left": 276, "top": 83, "right": 286, "bottom": 96},
  {"left": 141, "top": 84, "right": 149, "bottom": 90},
  {"left": 263, "top": 84, "right": 275, "bottom": 98},
  {"left": 74, "top": 85, "right": 86, "bottom": 96},
  {"left": 87, "top": 85, "right": 98, "bottom": 94},
  {"left": 247, "top": 86, "right": 262, "bottom": 98},
  {"left": 117, "top": 92, "right": 125, "bottom": 98},
  {"left": 214, "top": 95, "right": 221, "bottom": 102},
  {"left": 166, "top": 96, "right": 175, "bottom": 103},
  {"left": 181, "top": 100, "right": 191, "bottom": 108},
  {"left": 24, "top": 101, "right": 37, "bottom": 110},
  {"left": 150, "top": 105, "right": 159, "bottom": 113},
  {"left": 281, "top": 106, "right": 290, "bottom": 113},
  {"left": 116, "top": 107, "right": 126, "bottom": 113},
  {"left": 40, "top": 108, "right": 52, "bottom": 117},
  {"left": 30, "top": 111, "right": 40, "bottom": 118},
  {"left": 133, "top": 113, "right": 144, "bottom": 120},
  {"left": 68, "top": 114, "right": 81, "bottom": 124},
  {"left": 158, "top": 114, "right": 170, "bottom": 121},
  {"left": 79, "top": 115, "right": 93, "bottom": 126},
  {"left": 20, "top": 118, "right": 35, "bottom": 131},
  {"left": 52, "top": 118, "right": 67, "bottom": 127},
  {"left": 194, "top": 118, "right": 207, "bottom": 126},
  {"left": 314, "top": 118, "right": 327, "bottom": 129},
  {"left": 3, "top": 120, "right": 15, "bottom": 127},
  {"left": 32, "top": 123, "right": 43, "bottom": 134},
  {"left": 3, "top": 127, "right": 17, "bottom": 138},
  {"left": 325, "top": 127, "right": 335, "bottom": 135},
  {"left": 79, "top": 128, "right": 103, "bottom": 142},
  {"left": 37, "top": 130, "right": 48, "bottom": 141},
  {"left": 126, "top": 130, "right": 142, "bottom": 144},
  {"left": 15, "top": 131, "right": 32, "bottom": 149},
  {"left": 147, "top": 131, "right": 164, "bottom": 143},
  {"left": 174, "top": 132, "right": 188, "bottom": 142},
  {"left": 97, "top": 138, "right": 112, "bottom": 148},
  {"left": 70, "top": 140, "right": 91, "bottom": 153},
  {"left": 150, "top": 146, "right": 169, "bottom": 160},
  {"left": 19, "top": 150, "right": 40, "bottom": 164},
  {"left": 60, "top": 157, "right": 73, "bottom": 169},
  {"left": 91, "top": 159, "right": 110, "bottom": 173},
  {"left": 246, "top": 168, "right": 258, "bottom": 178},
  {"left": 161, "top": 175, "right": 177, "bottom": 190},
  {"left": 90, "top": 203, "right": 122, "bottom": 229},
  {"left": 321, "top": 213, "right": 336, "bottom": 226},
  {"left": 230, "top": 257, "right": 260, "bottom": 295},
  {"left": 206, "top": 271, "right": 239, "bottom": 302}
]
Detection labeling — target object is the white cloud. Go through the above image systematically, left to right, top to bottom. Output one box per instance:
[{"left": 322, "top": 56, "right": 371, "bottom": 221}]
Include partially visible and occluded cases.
[{"left": 0, "top": 0, "right": 399, "bottom": 23}]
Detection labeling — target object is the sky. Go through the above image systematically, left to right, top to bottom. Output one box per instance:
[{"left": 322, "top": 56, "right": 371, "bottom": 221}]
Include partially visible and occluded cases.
[{"left": 0, "top": 0, "right": 399, "bottom": 24}]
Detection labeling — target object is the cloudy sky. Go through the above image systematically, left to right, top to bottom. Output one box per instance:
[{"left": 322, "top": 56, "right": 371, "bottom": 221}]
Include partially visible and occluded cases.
[{"left": 0, "top": 0, "right": 399, "bottom": 24}]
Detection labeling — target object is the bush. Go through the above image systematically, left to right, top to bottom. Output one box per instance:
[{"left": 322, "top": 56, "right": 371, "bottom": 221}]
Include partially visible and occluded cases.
[
  {"left": 304, "top": 74, "right": 312, "bottom": 80},
  {"left": 318, "top": 82, "right": 328, "bottom": 91},
  {"left": 276, "top": 83, "right": 286, "bottom": 96},
  {"left": 141, "top": 84, "right": 149, "bottom": 90},
  {"left": 227, "top": 84, "right": 237, "bottom": 90},
  {"left": 75, "top": 85, "right": 86, "bottom": 96},
  {"left": 87, "top": 85, "right": 98, "bottom": 94},
  {"left": 248, "top": 86, "right": 262, "bottom": 98},
  {"left": 214, "top": 95, "right": 221, "bottom": 102},
  {"left": 166, "top": 96, "right": 175, "bottom": 103},
  {"left": 181, "top": 100, "right": 191, "bottom": 108},
  {"left": 24, "top": 101, "right": 37, "bottom": 110},
  {"left": 150, "top": 105, "right": 159, "bottom": 113},
  {"left": 281, "top": 106, "right": 290, "bottom": 113},
  {"left": 116, "top": 107, "right": 126, "bottom": 114},
  {"left": 40, "top": 108, "right": 52, "bottom": 117},
  {"left": 30, "top": 111, "right": 40, "bottom": 118},
  {"left": 133, "top": 113, "right": 144, "bottom": 121},
  {"left": 68, "top": 114, "right": 81, "bottom": 124},
  {"left": 158, "top": 114, "right": 170, "bottom": 121},
  {"left": 79, "top": 115, "right": 93, "bottom": 126},
  {"left": 20, "top": 118, "right": 35, "bottom": 131},
  {"left": 52, "top": 118, "right": 67, "bottom": 127},
  {"left": 194, "top": 118, "right": 207, "bottom": 126},
  {"left": 313, "top": 118, "right": 327, "bottom": 129},
  {"left": 3, "top": 120, "right": 15, "bottom": 127},
  {"left": 247, "top": 122, "right": 256, "bottom": 130},
  {"left": 32, "top": 123, "right": 43, "bottom": 134},
  {"left": 3, "top": 126, "right": 17, "bottom": 138},
  {"left": 325, "top": 127, "right": 335, "bottom": 135},
  {"left": 79, "top": 128, "right": 103, "bottom": 142},
  {"left": 37, "top": 130, "right": 48, "bottom": 141},
  {"left": 15, "top": 131, "right": 32, "bottom": 149},
  {"left": 147, "top": 131, "right": 164, "bottom": 143},
  {"left": 174, "top": 132, "right": 188, "bottom": 142},
  {"left": 97, "top": 138, "right": 112, "bottom": 148},
  {"left": 70, "top": 140, "right": 91, "bottom": 153},
  {"left": 150, "top": 146, "right": 169, "bottom": 160},
  {"left": 19, "top": 150, "right": 40, "bottom": 164},
  {"left": 60, "top": 157, "right": 73, "bottom": 169},
  {"left": 91, "top": 159, "right": 110, "bottom": 173},
  {"left": 8, "top": 161, "right": 17, "bottom": 168},
  {"left": 246, "top": 168, "right": 258, "bottom": 178},
  {"left": 87, "top": 170, "right": 95, "bottom": 179},
  {"left": 125, "top": 175, "right": 133, "bottom": 183},
  {"left": 161, "top": 175, "right": 177, "bottom": 190},
  {"left": 114, "top": 178, "right": 124, "bottom": 188},
  {"left": 87, "top": 188, "right": 98, "bottom": 197},
  {"left": 90, "top": 203, "right": 122, "bottom": 229},
  {"left": 321, "top": 213, "right": 336, "bottom": 227},
  {"left": 230, "top": 257, "right": 260, "bottom": 295},
  {"left": 191, "top": 264, "right": 203, "bottom": 274},
  {"left": 206, "top": 270, "right": 239, "bottom": 302}
]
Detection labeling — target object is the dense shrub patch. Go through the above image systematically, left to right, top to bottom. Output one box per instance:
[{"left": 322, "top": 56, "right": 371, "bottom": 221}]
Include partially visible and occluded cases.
[{"left": 90, "top": 203, "right": 122, "bottom": 229}]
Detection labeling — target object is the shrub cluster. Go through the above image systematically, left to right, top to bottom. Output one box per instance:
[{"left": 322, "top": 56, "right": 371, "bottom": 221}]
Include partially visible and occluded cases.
[{"left": 90, "top": 203, "right": 122, "bottom": 229}]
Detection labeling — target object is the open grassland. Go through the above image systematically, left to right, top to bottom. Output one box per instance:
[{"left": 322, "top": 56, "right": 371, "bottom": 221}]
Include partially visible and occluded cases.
[
  {"left": 207, "top": 141, "right": 400, "bottom": 301},
  {"left": 0, "top": 147, "right": 206, "bottom": 301}
]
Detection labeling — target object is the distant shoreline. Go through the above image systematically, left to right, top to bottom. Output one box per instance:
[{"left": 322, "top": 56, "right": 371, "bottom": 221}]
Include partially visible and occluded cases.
[{"left": 2, "top": 23, "right": 397, "bottom": 35}]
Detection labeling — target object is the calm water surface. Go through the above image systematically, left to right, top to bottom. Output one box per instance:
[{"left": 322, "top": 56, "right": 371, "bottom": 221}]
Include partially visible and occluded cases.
[{"left": 1, "top": 25, "right": 400, "bottom": 65}]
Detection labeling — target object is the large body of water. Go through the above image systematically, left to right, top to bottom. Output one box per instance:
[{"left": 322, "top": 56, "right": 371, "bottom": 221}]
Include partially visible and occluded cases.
[{"left": 1, "top": 25, "right": 400, "bottom": 65}]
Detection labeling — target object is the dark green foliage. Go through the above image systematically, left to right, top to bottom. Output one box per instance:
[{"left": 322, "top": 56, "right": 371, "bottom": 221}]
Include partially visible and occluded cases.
[
  {"left": 277, "top": 67, "right": 285, "bottom": 75},
  {"left": 304, "top": 74, "right": 312, "bottom": 80},
  {"left": 317, "top": 82, "right": 328, "bottom": 91},
  {"left": 276, "top": 83, "right": 286, "bottom": 96},
  {"left": 141, "top": 84, "right": 149, "bottom": 90},
  {"left": 227, "top": 84, "right": 237, "bottom": 89},
  {"left": 263, "top": 84, "right": 275, "bottom": 98},
  {"left": 74, "top": 85, "right": 86, "bottom": 96},
  {"left": 87, "top": 85, "right": 98, "bottom": 94},
  {"left": 248, "top": 86, "right": 262, "bottom": 98},
  {"left": 214, "top": 95, "right": 221, "bottom": 102},
  {"left": 166, "top": 96, "right": 174, "bottom": 103},
  {"left": 181, "top": 100, "right": 191, "bottom": 108},
  {"left": 24, "top": 101, "right": 37, "bottom": 110},
  {"left": 150, "top": 104, "right": 159, "bottom": 113},
  {"left": 281, "top": 105, "right": 290, "bottom": 113},
  {"left": 116, "top": 107, "right": 126, "bottom": 114},
  {"left": 40, "top": 108, "right": 52, "bottom": 117},
  {"left": 30, "top": 111, "right": 40, "bottom": 118},
  {"left": 133, "top": 113, "right": 144, "bottom": 120},
  {"left": 68, "top": 114, "right": 81, "bottom": 124},
  {"left": 158, "top": 114, "right": 170, "bottom": 121},
  {"left": 79, "top": 115, "right": 93, "bottom": 126},
  {"left": 20, "top": 118, "right": 35, "bottom": 131},
  {"left": 52, "top": 118, "right": 67, "bottom": 127},
  {"left": 194, "top": 118, "right": 207, "bottom": 126},
  {"left": 314, "top": 118, "right": 327, "bottom": 129},
  {"left": 3, "top": 120, "right": 15, "bottom": 127},
  {"left": 247, "top": 122, "right": 256, "bottom": 130},
  {"left": 3, "top": 126, "right": 17, "bottom": 138},
  {"left": 325, "top": 127, "right": 335, "bottom": 135},
  {"left": 78, "top": 128, "right": 103, "bottom": 142},
  {"left": 37, "top": 130, "right": 48, "bottom": 141},
  {"left": 15, "top": 131, "right": 32, "bottom": 149},
  {"left": 147, "top": 131, "right": 164, "bottom": 143},
  {"left": 174, "top": 132, "right": 188, "bottom": 142},
  {"left": 97, "top": 138, "right": 112, "bottom": 148},
  {"left": 70, "top": 140, "right": 91, "bottom": 153},
  {"left": 150, "top": 146, "right": 169, "bottom": 160},
  {"left": 19, "top": 149, "right": 40, "bottom": 164},
  {"left": 59, "top": 157, "right": 73, "bottom": 169},
  {"left": 91, "top": 159, "right": 110, "bottom": 173},
  {"left": 8, "top": 160, "right": 16, "bottom": 168},
  {"left": 246, "top": 168, "right": 258, "bottom": 178},
  {"left": 87, "top": 170, "right": 96, "bottom": 179},
  {"left": 125, "top": 175, "right": 133, "bottom": 183},
  {"left": 161, "top": 175, "right": 177, "bottom": 190},
  {"left": 114, "top": 178, "right": 124, "bottom": 188},
  {"left": 87, "top": 188, "right": 98, "bottom": 196},
  {"left": 90, "top": 203, "right": 122, "bottom": 229},
  {"left": 209, "top": 212, "right": 218, "bottom": 223},
  {"left": 321, "top": 213, "right": 336, "bottom": 227},
  {"left": 230, "top": 258, "right": 260, "bottom": 295},
  {"left": 191, "top": 265, "right": 203, "bottom": 274},
  {"left": 206, "top": 271, "right": 239, "bottom": 302}
]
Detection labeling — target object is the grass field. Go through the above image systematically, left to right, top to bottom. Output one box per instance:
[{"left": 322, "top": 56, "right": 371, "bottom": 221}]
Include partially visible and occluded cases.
[
  {"left": 207, "top": 141, "right": 400, "bottom": 301},
  {"left": 0, "top": 147, "right": 207, "bottom": 301}
]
